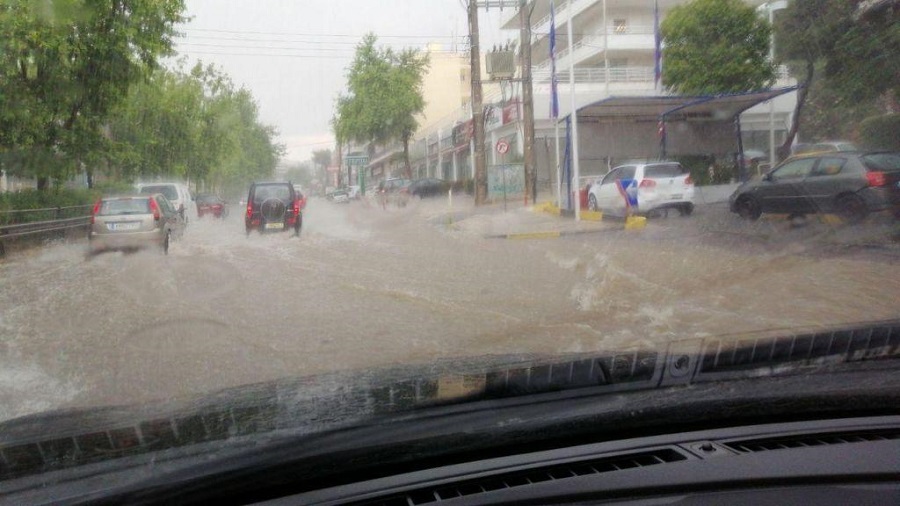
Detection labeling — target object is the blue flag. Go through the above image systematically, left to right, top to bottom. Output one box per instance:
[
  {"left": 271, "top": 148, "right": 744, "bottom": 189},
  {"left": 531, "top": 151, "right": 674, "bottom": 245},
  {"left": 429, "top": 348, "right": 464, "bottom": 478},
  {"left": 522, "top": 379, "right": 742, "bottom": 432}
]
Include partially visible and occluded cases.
[{"left": 549, "top": 1, "right": 559, "bottom": 119}]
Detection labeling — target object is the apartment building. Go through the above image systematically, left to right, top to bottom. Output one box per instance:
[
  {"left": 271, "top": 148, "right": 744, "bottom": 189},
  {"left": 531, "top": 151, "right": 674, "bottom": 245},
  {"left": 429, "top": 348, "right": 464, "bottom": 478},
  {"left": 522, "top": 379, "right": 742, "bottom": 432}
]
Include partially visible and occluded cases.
[
  {"left": 364, "top": 0, "right": 796, "bottom": 187},
  {"left": 497, "top": 0, "right": 797, "bottom": 182}
]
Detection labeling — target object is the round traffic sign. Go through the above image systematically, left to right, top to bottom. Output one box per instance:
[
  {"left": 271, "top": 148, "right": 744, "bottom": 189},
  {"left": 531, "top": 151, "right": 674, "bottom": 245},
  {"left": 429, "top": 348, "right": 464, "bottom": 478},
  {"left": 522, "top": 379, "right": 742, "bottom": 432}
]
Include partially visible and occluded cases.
[{"left": 496, "top": 139, "right": 510, "bottom": 154}]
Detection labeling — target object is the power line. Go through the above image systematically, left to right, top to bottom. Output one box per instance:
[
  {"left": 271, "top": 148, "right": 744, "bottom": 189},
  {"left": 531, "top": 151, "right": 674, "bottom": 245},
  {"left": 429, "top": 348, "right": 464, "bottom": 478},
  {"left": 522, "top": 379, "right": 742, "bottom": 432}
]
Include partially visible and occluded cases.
[
  {"left": 180, "top": 27, "right": 465, "bottom": 39},
  {"left": 176, "top": 34, "right": 465, "bottom": 46}
]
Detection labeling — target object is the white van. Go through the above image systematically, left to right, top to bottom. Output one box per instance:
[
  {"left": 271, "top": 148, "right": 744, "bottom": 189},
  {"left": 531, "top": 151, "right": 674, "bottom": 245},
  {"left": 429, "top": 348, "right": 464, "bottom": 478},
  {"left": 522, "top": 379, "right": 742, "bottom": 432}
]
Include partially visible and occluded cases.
[{"left": 136, "top": 182, "right": 196, "bottom": 222}]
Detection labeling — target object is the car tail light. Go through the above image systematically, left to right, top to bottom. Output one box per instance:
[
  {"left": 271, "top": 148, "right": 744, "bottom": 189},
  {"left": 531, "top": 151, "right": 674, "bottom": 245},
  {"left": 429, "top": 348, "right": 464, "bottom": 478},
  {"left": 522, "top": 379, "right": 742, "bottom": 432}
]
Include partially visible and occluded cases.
[
  {"left": 866, "top": 171, "right": 887, "bottom": 187},
  {"left": 684, "top": 175, "right": 693, "bottom": 185},
  {"left": 639, "top": 179, "right": 657, "bottom": 188},
  {"left": 148, "top": 198, "right": 161, "bottom": 221},
  {"left": 293, "top": 199, "right": 300, "bottom": 216},
  {"left": 90, "top": 200, "right": 101, "bottom": 224},
  {"left": 246, "top": 201, "right": 253, "bottom": 218}
]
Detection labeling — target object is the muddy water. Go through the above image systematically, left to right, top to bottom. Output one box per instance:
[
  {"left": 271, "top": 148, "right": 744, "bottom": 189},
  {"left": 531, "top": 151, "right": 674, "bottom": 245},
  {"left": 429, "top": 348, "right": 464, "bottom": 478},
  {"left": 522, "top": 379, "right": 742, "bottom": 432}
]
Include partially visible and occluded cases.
[{"left": 1, "top": 197, "right": 898, "bottom": 420}]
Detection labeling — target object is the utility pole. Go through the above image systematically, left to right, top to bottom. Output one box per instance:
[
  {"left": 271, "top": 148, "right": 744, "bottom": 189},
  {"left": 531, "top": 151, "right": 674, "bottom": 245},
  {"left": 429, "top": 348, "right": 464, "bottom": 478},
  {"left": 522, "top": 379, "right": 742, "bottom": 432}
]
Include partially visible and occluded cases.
[
  {"left": 469, "top": 0, "right": 488, "bottom": 205},
  {"left": 519, "top": 0, "right": 536, "bottom": 205}
]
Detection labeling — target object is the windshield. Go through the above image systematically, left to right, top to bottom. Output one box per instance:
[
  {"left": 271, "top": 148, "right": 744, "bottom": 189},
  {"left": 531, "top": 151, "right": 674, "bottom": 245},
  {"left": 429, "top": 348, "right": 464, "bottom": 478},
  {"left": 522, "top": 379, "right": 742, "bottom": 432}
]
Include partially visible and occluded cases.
[
  {"left": 1, "top": 0, "right": 898, "bottom": 489},
  {"left": 644, "top": 164, "right": 685, "bottom": 178},
  {"left": 139, "top": 185, "right": 178, "bottom": 201},
  {"left": 98, "top": 198, "right": 151, "bottom": 216}
]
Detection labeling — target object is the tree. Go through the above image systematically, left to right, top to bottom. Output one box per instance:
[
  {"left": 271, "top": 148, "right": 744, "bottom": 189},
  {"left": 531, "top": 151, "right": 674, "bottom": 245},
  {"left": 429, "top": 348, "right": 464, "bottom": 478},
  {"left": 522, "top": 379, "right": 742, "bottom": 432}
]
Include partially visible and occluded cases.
[
  {"left": 0, "top": 0, "right": 186, "bottom": 189},
  {"left": 661, "top": 0, "right": 775, "bottom": 95},
  {"left": 776, "top": 0, "right": 899, "bottom": 157},
  {"left": 333, "top": 34, "right": 428, "bottom": 179},
  {"left": 107, "top": 63, "right": 282, "bottom": 195}
]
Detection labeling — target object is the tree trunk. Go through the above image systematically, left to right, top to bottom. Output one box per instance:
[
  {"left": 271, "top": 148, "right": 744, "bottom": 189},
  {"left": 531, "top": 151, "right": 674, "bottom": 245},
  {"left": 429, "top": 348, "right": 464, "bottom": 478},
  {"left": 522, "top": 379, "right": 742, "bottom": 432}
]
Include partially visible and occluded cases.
[
  {"left": 779, "top": 59, "right": 815, "bottom": 161},
  {"left": 402, "top": 136, "right": 412, "bottom": 180},
  {"left": 37, "top": 176, "right": 49, "bottom": 191}
]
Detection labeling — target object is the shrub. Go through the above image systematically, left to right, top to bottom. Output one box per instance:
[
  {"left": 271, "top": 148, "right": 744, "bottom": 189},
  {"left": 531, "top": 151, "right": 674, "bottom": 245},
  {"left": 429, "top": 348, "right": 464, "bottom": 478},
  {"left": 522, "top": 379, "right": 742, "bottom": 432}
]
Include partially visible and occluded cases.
[{"left": 859, "top": 114, "right": 900, "bottom": 151}]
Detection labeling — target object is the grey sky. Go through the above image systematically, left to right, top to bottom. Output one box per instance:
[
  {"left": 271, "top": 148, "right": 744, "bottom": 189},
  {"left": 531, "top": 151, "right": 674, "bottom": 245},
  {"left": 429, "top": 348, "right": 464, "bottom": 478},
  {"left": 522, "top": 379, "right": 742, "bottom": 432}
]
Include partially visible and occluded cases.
[{"left": 174, "top": 1, "right": 508, "bottom": 163}]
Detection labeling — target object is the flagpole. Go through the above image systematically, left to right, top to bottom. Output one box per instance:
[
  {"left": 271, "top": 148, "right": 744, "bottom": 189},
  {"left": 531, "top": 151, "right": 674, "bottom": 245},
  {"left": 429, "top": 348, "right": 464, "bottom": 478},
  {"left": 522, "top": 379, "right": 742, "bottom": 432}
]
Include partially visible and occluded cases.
[
  {"left": 568, "top": 0, "right": 580, "bottom": 221},
  {"left": 550, "top": 1, "right": 561, "bottom": 207}
]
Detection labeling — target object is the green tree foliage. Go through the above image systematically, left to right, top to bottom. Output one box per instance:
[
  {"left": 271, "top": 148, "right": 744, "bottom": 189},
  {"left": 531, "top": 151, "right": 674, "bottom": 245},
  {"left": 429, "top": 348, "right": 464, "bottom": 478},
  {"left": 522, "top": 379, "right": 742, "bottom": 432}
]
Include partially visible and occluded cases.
[
  {"left": 0, "top": 0, "right": 186, "bottom": 189},
  {"left": 660, "top": 0, "right": 775, "bottom": 95},
  {"left": 776, "top": 1, "right": 898, "bottom": 155},
  {"left": 333, "top": 34, "right": 428, "bottom": 179},
  {"left": 107, "top": 63, "right": 282, "bottom": 196},
  {"left": 859, "top": 114, "right": 900, "bottom": 151}
]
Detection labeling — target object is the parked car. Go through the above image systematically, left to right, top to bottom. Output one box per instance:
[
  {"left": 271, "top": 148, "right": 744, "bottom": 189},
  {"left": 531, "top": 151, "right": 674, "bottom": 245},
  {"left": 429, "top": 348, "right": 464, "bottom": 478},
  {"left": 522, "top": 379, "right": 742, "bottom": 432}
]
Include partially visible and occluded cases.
[
  {"left": 791, "top": 141, "right": 858, "bottom": 156},
  {"left": 729, "top": 152, "right": 900, "bottom": 223},
  {"left": 587, "top": 162, "right": 694, "bottom": 217},
  {"left": 377, "top": 178, "right": 412, "bottom": 207},
  {"left": 408, "top": 178, "right": 446, "bottom": 198},
  {"left": 244, "top": 181, "right": 303, "bottom": 236},
  {"left": 136, "top": 182, "right": 195, "bottom": 223},
  {"left": 331, "top": 189, "right": 350, "bottom": 203},
  {"left": 88, "top": 194, "right": 184, "bottom": 255},
  {"left": 196, "top": 194, "right": 228, "bottom": 219}
]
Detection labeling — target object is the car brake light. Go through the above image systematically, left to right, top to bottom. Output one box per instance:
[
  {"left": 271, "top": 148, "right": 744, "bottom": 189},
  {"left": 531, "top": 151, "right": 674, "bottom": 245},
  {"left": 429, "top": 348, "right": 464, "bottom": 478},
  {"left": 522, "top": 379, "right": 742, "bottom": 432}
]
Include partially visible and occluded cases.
[
  {"left": 866, "top": 171, "right": 887, "bottom": 187},
  {"left": 684, "top": 175, "right": 693, "bottom": 185},
  {"left": 639, "top": 179, "right": 656, "bottom": 188},
  {"left": 148, "top": 198, "right": 161, "bottom": 221},
  {"left": 293, "top": 199, "right": 300, "bottom": 216},
  {"left": 91, "top": 200, "right": 101, "bottom": 224},
  {"left": 246, "top": 201, "right": 253, "bottom": 218}
]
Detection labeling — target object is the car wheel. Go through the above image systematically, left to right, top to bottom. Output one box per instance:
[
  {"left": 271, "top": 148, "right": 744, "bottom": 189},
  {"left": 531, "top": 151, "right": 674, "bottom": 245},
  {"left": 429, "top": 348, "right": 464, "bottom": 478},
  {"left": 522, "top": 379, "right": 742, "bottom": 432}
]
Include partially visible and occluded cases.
[
  {"left": 588, "top": 194, "right": 599, "bottom": 211},
  {"left": 835, "top": 194, "right": 868, "bottom": 224},
  {"left": 736, "top": 195, "right": 762, "bottom": 221},
  {"left": 678, "top": 203, "right": 694, "bottom": 216},
  {"left": 162, "top": 232, "right": 170, "bottom": 255}
]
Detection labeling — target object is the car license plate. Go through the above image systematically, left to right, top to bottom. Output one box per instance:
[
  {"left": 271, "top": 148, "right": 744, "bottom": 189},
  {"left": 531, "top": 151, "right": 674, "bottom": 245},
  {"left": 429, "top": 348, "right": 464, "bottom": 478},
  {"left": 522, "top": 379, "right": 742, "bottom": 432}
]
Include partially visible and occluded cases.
[
  {"left": 109, "top": 222, "right": 140, "bottom": 231},
  {"left": 265, "top": 222, "right": 284, "bottom": 230}
]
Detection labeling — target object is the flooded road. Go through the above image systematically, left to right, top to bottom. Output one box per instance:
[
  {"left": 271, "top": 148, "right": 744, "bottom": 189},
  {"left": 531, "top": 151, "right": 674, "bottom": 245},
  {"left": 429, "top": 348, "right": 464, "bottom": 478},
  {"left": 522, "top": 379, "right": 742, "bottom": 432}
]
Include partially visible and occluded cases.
[{"left": 1, "top": 197, "right": 899, "bottom": 421}]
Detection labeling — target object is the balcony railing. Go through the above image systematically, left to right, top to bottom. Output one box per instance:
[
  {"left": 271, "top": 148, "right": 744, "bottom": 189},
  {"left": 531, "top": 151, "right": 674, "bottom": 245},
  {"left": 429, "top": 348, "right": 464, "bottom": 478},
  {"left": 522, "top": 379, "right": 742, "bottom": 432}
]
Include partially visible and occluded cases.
[{"left": 534, "top": 66, "right": 656, "bottom": 84}]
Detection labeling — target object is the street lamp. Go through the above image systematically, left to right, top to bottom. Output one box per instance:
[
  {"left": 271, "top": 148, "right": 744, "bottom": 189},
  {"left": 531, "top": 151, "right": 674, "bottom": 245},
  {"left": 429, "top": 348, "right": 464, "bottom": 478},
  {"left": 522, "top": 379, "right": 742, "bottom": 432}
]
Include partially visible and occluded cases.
[{"left": 764, "top": 0, "right": 788, "bottom": 164}]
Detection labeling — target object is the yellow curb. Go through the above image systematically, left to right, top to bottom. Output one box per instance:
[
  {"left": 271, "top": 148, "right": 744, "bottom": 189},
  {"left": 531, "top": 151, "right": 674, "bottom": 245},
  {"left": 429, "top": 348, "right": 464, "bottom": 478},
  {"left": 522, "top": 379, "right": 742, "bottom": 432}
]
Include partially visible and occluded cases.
[
  {"left": 581, "top": 210, "right": 603, "bottom": 221},
  {"left": 624, "top": 216, "right": 647, "bottom": 230},
  {"left": 507, "top": 231, "right": 562, "bottom": 240}
]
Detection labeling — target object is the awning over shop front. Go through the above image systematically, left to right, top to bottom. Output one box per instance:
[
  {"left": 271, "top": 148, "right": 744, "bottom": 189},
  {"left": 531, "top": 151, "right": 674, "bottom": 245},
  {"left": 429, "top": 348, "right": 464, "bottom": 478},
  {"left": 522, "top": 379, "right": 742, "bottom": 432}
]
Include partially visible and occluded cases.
[{"left": 570, "top": 87, "right": 798, "bottom": 123}]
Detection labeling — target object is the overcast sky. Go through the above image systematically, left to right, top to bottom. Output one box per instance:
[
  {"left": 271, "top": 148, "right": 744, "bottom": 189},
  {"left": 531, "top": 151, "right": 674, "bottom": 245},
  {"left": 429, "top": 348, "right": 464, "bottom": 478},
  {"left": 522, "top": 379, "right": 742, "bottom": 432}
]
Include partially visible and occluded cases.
[{"left": 172, "top": 1, "right": 509, "bottom": 163}]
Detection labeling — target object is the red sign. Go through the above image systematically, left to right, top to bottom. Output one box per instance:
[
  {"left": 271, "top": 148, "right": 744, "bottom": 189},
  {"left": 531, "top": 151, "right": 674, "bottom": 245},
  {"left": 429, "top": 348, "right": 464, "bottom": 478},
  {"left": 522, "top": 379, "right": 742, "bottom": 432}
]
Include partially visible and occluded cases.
[
  {"left": 502, "top": 101, "right": 520, "bottom": 124},
  {"left": 496, "top": 139, "right": 510, "bottom": 154}
]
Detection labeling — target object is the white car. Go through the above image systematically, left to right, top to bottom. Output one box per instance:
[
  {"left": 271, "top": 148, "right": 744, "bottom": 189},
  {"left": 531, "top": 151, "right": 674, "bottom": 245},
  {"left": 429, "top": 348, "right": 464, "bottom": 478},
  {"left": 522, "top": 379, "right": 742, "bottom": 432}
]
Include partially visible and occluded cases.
[
  {"left": 587, "top": 162, "right": 694, "bottom": 217},
  {"left": 136, "top": 182, "right": 196, "bottom": 222}
]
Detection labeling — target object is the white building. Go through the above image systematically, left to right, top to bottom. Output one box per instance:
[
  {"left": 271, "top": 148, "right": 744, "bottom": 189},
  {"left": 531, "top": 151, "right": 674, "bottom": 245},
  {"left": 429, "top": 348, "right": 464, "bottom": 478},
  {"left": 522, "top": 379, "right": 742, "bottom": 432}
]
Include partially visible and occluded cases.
[
  {"left": 385, "top": 0, "right": 796, "bottom": 188},
  {"left": 495, "top": 0, "right": 797, "bottom": 183}
]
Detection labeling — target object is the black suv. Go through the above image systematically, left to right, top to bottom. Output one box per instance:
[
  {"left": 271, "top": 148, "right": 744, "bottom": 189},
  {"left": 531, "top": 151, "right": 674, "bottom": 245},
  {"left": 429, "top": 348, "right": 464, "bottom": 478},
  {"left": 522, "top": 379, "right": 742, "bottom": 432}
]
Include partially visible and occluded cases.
[{"left": 244, "top": 181, "right": 302, "bottom": 236}]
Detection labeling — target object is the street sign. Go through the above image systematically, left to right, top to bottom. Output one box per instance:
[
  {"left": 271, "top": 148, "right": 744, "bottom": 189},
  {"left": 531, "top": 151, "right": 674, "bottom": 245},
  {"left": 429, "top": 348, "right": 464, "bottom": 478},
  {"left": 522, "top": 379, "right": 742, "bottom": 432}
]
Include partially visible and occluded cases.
[
  {"left": 496, "top": 139, "right": 510, "bottom": 154},
  {"left": 345, "top": 155, "right": 369, "bottom": 166}
]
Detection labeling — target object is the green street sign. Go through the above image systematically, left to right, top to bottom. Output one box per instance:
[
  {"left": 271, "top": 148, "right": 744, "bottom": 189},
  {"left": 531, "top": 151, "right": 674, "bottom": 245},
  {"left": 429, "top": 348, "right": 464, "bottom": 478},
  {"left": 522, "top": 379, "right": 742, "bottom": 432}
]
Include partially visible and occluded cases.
[{"left": 346, "top": 155, "right": 369, "bottom": 166}]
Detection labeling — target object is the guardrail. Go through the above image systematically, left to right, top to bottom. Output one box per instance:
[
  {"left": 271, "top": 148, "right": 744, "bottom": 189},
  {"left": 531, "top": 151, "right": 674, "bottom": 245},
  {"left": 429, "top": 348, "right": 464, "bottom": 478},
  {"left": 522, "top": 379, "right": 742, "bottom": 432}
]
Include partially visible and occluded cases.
[{"left": 0, "top": 205, "right": 93, "bottom": 256}]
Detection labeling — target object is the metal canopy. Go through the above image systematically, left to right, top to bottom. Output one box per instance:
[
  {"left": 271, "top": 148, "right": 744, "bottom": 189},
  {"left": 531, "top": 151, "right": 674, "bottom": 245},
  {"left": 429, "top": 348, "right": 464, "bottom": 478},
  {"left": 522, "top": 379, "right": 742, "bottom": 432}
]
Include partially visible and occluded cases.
[{"left": 570, "top": 87, "right": 799, "bottom": 123}]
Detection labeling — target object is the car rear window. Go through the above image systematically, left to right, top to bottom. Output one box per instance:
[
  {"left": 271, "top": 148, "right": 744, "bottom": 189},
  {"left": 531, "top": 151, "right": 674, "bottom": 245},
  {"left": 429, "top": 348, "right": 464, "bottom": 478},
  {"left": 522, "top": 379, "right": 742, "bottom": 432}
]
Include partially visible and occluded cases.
[
  {"left": 862, "top": 153, "right": 900, "bottom": 172},
  {"left": 644, "top": 164, "right": 685, "bottom": 178},
  {"left": 139, "top": 185, "right": 178, "bottom": 201},
  {"left": 254, "top": 185, "right": 292, "bottom": 201},
  {"left": 197, "top": 195, "right": 220, "bottom": 204},
  {"left": 99, "top": 198, "right": 150, "bottom": 216}
]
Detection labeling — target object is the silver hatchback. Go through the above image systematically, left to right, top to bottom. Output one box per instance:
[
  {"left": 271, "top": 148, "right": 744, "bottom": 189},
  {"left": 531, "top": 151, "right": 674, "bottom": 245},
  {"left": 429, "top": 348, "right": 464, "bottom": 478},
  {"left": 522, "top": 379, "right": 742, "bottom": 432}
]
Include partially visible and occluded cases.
[{"left": 88, "top": 195, "right": 185, "bottom": 255}]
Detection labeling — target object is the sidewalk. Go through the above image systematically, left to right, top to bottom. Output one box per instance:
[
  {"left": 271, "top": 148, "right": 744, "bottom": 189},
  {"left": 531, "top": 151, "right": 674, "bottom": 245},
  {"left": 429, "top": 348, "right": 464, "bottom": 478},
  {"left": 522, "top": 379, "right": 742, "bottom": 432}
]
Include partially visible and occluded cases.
[{"left": 414, "top": 183, "right": 742, "bottom": 239}]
